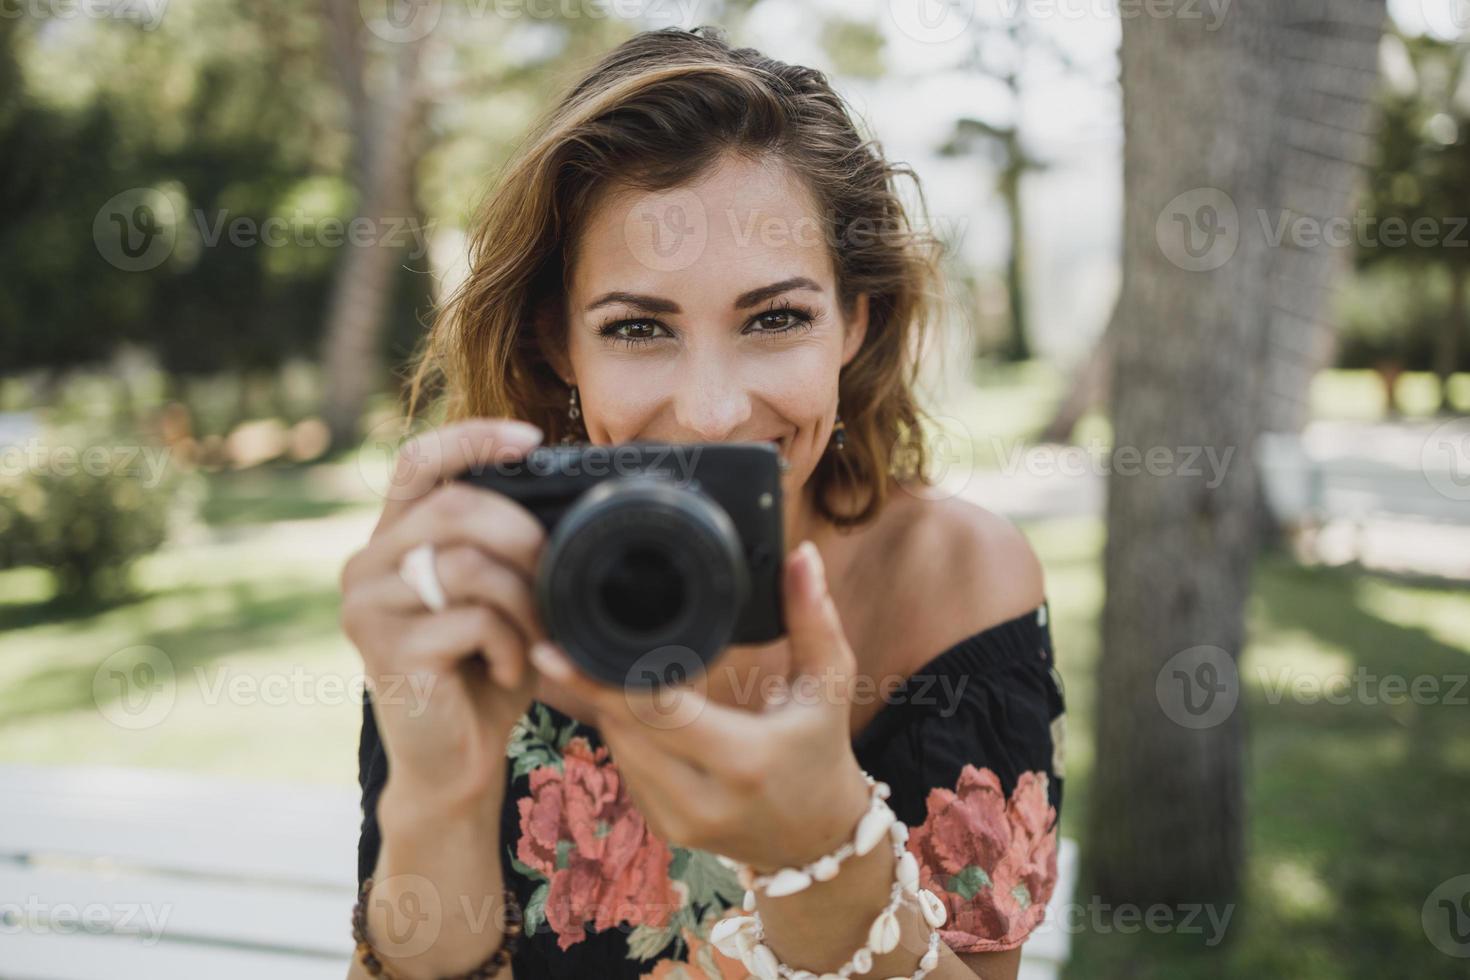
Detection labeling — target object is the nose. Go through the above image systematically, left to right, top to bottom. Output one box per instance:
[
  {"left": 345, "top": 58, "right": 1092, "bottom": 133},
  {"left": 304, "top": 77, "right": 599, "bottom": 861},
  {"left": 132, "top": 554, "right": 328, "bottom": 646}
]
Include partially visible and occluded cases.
[{"left": 671, "top": 358, "right": 753, "bottom": 442}]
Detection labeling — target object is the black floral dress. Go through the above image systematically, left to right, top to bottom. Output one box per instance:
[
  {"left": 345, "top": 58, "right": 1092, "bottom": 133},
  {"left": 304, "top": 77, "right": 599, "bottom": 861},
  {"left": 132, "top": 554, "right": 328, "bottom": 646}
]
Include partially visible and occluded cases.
[{"left": 357, "top": 602, "right": 1066, "bottom": 978}]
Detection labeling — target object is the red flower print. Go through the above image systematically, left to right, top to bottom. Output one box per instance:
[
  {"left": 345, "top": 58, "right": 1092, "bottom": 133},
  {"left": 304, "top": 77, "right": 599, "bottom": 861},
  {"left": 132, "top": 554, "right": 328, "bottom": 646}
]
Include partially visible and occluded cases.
[
  {"left": 517, "top": 736, "right": 683, "bottom": 950},
  {"left": 906, "top": 764, "right": 1058, "bottom": 953}
]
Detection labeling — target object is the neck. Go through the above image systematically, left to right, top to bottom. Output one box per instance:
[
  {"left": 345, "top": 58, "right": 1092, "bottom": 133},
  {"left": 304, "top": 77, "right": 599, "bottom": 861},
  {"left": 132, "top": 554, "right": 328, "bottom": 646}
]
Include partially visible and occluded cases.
[{"left": 783, "top": 473, "right": 827, "bottom": 558}]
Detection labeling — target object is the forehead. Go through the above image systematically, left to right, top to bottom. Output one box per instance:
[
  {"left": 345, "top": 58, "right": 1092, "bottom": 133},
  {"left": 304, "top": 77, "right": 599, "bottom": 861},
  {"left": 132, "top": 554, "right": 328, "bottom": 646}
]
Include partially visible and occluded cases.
[{"left": 569, "top": 153, "right": 835, "bottom": 304}]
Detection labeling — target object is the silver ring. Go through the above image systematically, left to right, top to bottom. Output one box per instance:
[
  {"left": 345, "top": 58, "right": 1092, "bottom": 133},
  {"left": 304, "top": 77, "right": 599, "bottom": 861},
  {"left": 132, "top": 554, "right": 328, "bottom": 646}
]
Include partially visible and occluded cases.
[{"left": 398, "top": 542, "right": 448, "bottom": 613}]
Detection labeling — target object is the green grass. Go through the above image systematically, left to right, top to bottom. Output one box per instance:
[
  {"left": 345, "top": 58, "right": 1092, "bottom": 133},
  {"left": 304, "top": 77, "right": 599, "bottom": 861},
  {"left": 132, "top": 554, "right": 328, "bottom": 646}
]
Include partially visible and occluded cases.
[
  {"left": 0, "top": 463, "right": 382, "bottom": 784},
  {"left": 196, "top": 465, "right": 368, "bottom": 526},
  {"left": 1047, "top": 542, "right": 1470, "bottom": 979}
]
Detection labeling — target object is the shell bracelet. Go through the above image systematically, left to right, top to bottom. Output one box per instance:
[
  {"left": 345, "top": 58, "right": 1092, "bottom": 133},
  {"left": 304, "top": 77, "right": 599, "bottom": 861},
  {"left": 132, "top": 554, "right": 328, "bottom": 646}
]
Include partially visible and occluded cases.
[
  {"left": 722, "top": 771, "right": 884, "bottom": 899},
  {"left": 710, "top": 772, "right": 950, "bottom": 979}
]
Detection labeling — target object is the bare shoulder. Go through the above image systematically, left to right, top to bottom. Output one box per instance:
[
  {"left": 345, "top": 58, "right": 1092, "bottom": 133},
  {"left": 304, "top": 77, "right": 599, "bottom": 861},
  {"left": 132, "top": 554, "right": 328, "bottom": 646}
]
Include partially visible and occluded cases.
[
  {"left": 864, "top": 490, "right": 1046, "bottom": 669},
  {"left": 897, "top": 493, "right": 1045, "bottom": 626}
]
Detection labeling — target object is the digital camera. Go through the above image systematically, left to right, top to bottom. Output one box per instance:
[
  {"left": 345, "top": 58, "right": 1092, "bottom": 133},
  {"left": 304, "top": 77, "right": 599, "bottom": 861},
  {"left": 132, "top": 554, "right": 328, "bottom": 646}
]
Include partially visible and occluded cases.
[{"left": 454, "top": 441, "right": 786, "bottom": 688}]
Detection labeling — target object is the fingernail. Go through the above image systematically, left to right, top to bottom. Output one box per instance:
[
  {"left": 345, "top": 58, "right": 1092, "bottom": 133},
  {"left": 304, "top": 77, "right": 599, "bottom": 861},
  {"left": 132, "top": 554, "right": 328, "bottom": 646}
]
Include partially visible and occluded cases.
[
  {"left": 800, "top": 540, "right": 825, "bottom": 600},
  {"left": 530, "top": 641, "right": 568, "bottom": 680}
]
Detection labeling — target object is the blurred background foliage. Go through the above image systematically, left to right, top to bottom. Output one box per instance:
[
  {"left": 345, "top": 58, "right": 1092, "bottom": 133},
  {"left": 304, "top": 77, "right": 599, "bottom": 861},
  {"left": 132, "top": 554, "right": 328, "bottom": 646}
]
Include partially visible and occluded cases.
[{"left": 0, "top": 2, "right": 1467, "bottom": 978}]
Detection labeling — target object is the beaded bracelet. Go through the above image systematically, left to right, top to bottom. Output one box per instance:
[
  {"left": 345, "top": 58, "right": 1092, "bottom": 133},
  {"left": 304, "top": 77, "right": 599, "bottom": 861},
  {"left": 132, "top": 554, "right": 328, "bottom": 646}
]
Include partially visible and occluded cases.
[{"left": 351, "top": 876, "right": 523, "bottom": 979}]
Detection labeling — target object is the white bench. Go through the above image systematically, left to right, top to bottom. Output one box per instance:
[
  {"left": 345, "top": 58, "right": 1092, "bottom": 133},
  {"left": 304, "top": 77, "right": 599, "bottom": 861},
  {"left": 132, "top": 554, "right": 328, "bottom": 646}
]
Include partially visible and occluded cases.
[
  {"left": 1257, "top": 424, "right": 1470, "bottom": 578},
  {"left": 1257, "top": 426, "right": 1470, "bottom": 528},
  {"left": 0, "top": 764, "right": 1077, "bottom": 979},
  {"left": 0, "top": 764, "right": 359, "bottom": 980}
]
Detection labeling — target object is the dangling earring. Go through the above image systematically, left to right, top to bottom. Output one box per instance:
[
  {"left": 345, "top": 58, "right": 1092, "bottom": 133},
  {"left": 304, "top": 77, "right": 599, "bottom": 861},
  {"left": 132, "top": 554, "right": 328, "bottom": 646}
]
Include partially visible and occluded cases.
[
  {"left": 561, "top": 383, "right": 582, "bottom": 445},
  {"left": 830, "top": 411, "right": 847, "bottom": 452}
]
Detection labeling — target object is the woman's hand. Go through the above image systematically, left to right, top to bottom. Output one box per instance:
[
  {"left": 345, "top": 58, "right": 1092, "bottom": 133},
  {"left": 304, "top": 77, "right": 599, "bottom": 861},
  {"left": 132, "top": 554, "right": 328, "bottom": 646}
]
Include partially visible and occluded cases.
[
  {"left": 340, "top": 417, "right": 550, "bottom": 815},
  {"left": 528, "top": 539, "right": 873, "bottom": 871}
]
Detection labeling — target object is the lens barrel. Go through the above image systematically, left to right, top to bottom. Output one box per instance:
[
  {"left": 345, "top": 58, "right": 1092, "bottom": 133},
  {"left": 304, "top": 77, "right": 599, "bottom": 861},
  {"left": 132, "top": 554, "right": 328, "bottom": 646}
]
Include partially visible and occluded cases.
[{"left": 536, "top": 476, "right": 748, "bottom": 688}]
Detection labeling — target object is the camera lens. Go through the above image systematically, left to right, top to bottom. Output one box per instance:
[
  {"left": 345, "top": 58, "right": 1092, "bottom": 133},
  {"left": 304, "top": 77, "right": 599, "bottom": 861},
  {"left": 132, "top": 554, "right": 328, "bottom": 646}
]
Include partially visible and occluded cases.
[
  {"left": 537, "top": 476, "right": 748, "bottom": 688},
  {"left": 598, "top": 545, "right": 686, "bottom": 636}
]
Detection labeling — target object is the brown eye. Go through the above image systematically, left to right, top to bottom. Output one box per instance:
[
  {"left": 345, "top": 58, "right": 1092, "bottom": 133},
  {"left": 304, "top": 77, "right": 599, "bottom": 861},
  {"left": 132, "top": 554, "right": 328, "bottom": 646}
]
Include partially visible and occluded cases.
[
  {"left": 747, "top": 306, "right": 817, "bottom": 336},
  {"left": 597, "top": 318, "right": 670, "bottom": 347}
]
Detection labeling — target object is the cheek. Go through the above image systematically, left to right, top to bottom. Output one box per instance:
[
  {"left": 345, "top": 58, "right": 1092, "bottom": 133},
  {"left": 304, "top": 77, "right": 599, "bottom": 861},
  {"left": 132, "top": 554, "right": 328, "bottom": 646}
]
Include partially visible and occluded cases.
[
  {"left": 765, "top": 346, "right": 839, "bottom": 413},
  {"left": 746, "top": 354, "right": 839, "bottom": 440},
  {"left": 575, "top": 360, "right": 664, "bottom": 427}
]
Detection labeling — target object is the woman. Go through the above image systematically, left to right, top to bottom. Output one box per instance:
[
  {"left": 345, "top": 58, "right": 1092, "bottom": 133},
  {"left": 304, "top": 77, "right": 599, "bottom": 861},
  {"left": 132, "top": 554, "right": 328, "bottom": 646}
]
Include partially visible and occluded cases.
[{"left": 341, "top": 25, "right": 1065, "bottom": 980}]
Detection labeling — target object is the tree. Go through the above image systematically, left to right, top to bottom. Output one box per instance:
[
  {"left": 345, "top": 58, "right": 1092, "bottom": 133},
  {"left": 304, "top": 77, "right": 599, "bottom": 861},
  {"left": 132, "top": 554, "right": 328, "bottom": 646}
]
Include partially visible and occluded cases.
[
  {"left": 316, "top": 0, "right": 434, "bottom": 448},
  {"left": 1087, "top": 0, "right": 1384, "bottom": 904},
  {"left": 936, "top": 17, "right": 1097, "bottom": 364},
  {"left": 1355, "top": 29, "right": 1470, "bottom": 413},
  {"left": 939, "top": 112, "right": 1045, "bottom": 363}
]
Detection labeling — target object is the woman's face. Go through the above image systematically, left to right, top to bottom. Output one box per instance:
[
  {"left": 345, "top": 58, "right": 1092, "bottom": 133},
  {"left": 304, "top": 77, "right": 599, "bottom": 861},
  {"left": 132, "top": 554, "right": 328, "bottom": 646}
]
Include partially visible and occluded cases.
[{"left": 556, "top": 152, "right": 868, "bottom": 500}]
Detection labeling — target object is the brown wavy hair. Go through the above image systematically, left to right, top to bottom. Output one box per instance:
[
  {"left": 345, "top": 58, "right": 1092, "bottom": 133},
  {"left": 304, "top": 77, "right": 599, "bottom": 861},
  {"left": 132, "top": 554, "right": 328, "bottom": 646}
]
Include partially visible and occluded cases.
[{"left": 403, "top": 25, "right": 945, "bottom": 527}]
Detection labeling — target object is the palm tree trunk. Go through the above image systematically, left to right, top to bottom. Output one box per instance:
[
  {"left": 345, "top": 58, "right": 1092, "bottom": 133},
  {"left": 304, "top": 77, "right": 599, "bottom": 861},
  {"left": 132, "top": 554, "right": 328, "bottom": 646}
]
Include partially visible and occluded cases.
[
  {"left": 1088, "top": 0, "right": 1384, "bottom": 905},
  {"left": 318, "top": 4, "right": 428, "bottom": 449},
  {"left": 1438, "top": 264, "right": 1466, "bottom": 414}
]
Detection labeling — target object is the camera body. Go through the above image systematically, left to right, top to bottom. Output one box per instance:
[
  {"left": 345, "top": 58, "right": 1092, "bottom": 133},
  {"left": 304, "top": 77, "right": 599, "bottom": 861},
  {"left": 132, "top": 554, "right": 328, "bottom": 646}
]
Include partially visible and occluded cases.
[{"left": 455, "top": 441, "right": 786, "bottom": 688}]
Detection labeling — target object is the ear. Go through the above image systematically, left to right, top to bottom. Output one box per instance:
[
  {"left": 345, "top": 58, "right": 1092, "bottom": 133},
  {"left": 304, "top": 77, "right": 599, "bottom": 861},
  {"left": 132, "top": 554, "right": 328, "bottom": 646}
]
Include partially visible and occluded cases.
[{"left": 840, "top": 292, "right": 869, "bottom": 368}]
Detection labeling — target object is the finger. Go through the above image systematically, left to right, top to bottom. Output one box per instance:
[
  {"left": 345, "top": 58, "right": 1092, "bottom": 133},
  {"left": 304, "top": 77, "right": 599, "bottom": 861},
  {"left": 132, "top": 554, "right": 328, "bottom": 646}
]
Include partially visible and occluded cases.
[
  {"left": 371, "top": 418, "right": 544, "bottom": 537},
  {"left": 361, "top": 481, "right": 547, "bottom": 584},
  {"left": 783, "top": 541, "right": 857, "bottom": 691},
  {"left": 363, "top": 546, "right": 545, "bottom": 649},
  {"left": 390, "top": 601, "right": 527, "bottom": 691},
  {"left": 387, "top": 605, "right": 501, "bottom": 675},
  {"left": 464, "top": 612, "right": 534, "bottom": 693},
  {"left": 528, "top": 640, "right": 753, "bottom": 767}
]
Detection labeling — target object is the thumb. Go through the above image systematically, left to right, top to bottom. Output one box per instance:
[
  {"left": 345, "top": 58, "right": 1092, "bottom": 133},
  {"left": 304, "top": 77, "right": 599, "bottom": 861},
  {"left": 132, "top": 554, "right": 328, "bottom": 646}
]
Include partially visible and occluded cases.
[{"left": 783, "top": 541, "right": 856, "bottom": 690}]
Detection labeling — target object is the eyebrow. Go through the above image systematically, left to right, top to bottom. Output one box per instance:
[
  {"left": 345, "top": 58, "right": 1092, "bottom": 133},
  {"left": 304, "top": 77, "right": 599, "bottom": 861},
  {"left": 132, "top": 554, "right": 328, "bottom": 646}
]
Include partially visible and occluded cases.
[{"left": 582, "top": 276, "right": 823, "bottom": 315}]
